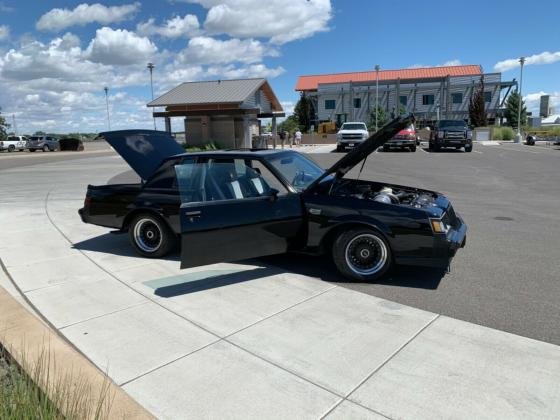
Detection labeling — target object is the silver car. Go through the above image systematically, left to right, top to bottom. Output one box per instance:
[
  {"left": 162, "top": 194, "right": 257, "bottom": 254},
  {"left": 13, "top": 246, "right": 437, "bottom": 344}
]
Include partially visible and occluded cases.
[{"left": 28, "top": 135, "right": 59, "bottom": 152}]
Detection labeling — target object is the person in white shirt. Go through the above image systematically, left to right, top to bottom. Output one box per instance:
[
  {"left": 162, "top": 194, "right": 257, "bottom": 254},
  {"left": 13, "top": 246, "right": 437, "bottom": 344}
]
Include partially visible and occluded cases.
[{"left": 295, "top": 130, "right": 302, "bottom": 146}]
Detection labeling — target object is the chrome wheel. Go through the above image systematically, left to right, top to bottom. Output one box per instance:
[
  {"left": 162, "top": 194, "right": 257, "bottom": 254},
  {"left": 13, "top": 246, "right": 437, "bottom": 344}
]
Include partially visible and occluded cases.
[
  {"left": 133, "top": 218, "right": 163, "bottom": 253},
  {"left": 344, "top": 233, "right": 388, "bottom": 276}
]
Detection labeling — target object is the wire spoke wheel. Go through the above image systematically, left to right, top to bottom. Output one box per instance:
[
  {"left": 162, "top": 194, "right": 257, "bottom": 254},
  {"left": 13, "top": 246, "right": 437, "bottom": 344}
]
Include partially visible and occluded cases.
[
  {"left": 133, "top": 218, "right": 163, "bottom": 253},
  {"left": 344, "top": 233, "right": 388, "bottom": 276}
]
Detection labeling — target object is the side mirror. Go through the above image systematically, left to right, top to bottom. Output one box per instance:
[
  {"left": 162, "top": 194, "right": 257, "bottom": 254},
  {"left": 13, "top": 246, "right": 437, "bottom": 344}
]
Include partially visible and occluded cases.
[{"left": 268, "top": 188, "right": 279, "bottom": 202}]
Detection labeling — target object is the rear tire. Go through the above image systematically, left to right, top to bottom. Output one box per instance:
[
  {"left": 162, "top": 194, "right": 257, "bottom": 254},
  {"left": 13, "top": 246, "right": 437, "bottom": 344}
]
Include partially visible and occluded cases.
[
  {"left": 8, "top": 145, "right": 15, "bottom": 152},
  {"left": 43, "top": 145, "right": 49, "bottom": 152},
  {"left": 128, "top": 213, "right": 176, "bottom": 258},
  {"left": 332, "top": 228, "right": 392, "bottom": 282}
]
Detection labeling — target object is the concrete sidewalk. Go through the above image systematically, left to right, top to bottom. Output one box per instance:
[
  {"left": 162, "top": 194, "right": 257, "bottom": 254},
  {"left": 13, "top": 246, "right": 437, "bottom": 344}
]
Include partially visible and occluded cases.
[{"left": 1, "top": 155, "right": 559, "bottom": 419}]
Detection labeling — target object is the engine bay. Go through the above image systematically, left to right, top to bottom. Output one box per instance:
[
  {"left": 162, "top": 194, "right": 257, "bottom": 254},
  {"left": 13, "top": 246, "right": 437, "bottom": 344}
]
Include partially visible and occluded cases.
[{"left": 330, "top": 179, "right": 437, "bottom": 209}]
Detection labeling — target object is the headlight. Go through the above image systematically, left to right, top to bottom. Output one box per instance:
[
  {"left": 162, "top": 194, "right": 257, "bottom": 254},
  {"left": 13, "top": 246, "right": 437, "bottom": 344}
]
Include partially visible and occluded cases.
[
  {"left": 437, "top": 131, "right": 444, "bottom": 138},
  {"left": 466, "top": 131, "right": 472, "bottom": 139},
  {"left": 362, "top": 132, "right": 368, "bottom": 140},
  {"left": 336, "top": 133, "right": 342, "bottom": 140},
  {"left": 430, "top": 219, "right": 449, "bottom": 234}
]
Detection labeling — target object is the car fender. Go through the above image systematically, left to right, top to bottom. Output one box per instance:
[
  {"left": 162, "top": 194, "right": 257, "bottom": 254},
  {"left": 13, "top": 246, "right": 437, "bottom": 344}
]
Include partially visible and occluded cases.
[
  {"left": 122, "top": 207, "right": 169, "bottom": 232},
  {"left": 318, "top": 214, "right": 394, "bottom": 253}
]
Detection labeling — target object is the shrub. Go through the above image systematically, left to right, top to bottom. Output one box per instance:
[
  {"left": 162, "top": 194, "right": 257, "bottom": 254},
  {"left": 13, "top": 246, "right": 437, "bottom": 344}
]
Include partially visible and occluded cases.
[
  {"left": 501, "top": 126, "right": 514, "bottom": 140},
  {"left": 492, "top": 127, "right": 502, "bottom": 140}
]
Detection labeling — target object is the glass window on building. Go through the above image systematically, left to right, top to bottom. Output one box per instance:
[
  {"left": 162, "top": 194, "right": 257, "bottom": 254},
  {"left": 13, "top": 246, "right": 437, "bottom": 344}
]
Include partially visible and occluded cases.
[
  {"left": 484, "top": 91, "right": 492, "bottom": 103},
  {"left": 451, "top": 93, "right": 463, "bottom": 104},
  {"left": 422, "top": 94, "right": 435, "bottom": 105},
  {"left": 399, "top": 95, "right": 407, "bottom": 106},
  {"left": 353, "top": 98, "right": 361, "bottom": 108},
  {"left": 325, "top": 99, "right": 336, "bottom": 110}
]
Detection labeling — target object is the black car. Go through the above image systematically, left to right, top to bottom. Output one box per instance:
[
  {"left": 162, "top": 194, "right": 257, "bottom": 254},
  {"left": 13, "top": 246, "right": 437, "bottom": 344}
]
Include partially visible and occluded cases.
[
  {"left": 79, "top": 116, "right": 467, "bottom": 281},
  {"left": 429, "top": 120, "right": 473, "bottom": 152}
]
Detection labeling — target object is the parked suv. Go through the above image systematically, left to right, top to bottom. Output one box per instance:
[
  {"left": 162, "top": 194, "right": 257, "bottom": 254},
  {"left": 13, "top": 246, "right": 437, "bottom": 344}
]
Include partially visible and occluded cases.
[
  {"left": 429, "top": 120, "right": 472, "bottom": 152},
  {"left": 336, "top": 122, "right": 369, "bottom": 151},
  {"left": 383, "top": 123, "right": 418, "bottom": 152},
  {"left": 0, "top": 135, "right": 28, "bottom": 152},
  {"left": 28, "top": 135, "right": 59, "bottom": 152}
]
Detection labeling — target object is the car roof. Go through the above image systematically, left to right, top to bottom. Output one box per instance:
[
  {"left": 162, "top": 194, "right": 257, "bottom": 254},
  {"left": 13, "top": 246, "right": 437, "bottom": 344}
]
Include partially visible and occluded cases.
[{"left": 165, "top": 148, "right": 296, "bottom": 161}]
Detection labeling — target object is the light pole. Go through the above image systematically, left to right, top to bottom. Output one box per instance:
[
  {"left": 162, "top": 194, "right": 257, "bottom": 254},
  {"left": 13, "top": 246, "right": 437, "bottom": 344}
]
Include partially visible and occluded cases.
[
  {"left": 516, "top": 56, "right": 525, "bottom": 143},
  {"left": 147, "top": 62, "right": 156, "bottom": 130},
  {"left": 375, "top": 64, "right": 380, "bottom": 132},
  {"left": 104, "top": 86, "right": 111, "bottom": 131}
]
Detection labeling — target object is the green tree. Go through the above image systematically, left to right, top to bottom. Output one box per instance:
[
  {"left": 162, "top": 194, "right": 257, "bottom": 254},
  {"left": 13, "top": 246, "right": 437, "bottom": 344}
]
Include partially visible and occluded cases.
[
  {"left": 468, "top": 77, "right": 487, "bottom": 127},
  {"left": 504, "top": 91, "right": 527, "bottom": 128},
  {"left": 293, "top": 93, "right": 312, "bottom": 132},
  {"left": 367, "top": 105, "right": 388, "bottom": 131},
  {"left": 0, "top": 110, "right": 9, "bottom": 142},
  {"left": 278, "top": 115, "right": 300, "bottom": 134},
  {"left": 34, "top": 130, "right": 46, "bottom": 135}
]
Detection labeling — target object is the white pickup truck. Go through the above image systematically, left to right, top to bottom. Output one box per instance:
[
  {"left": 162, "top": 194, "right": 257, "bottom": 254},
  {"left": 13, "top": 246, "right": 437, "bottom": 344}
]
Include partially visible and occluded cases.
[
  {"left": 336, "top": 122, "right": 369, "bottom": 152},
  {"left": 0, "top": 135, "right": 28, "bottom": 152}
]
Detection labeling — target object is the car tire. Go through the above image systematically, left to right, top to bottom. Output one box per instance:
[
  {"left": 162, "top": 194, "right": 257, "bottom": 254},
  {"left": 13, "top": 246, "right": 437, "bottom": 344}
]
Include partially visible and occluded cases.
[
  {"left": 8, "top": 145, "right": 15, "bottom": 152},
  {"left": 42, "top": 145, "right": 50, "bottom": 152},
  {"left": 336, "top": 145, "right": 344, "bottom": 152},
  {"left": 383, "top": 145, "right": 389, "bottom": 152},
  {"left": 411, "top": 145, "right": 417, "bottom": 152},
  {"left": 465, "top": 145, "right": 473, "bottom": 152},
  {"left": 129, "top": 213, "right": 176, "bottom": 258},
  {"left": 332, "top": 228, "right": 392, "bottom": 282}
]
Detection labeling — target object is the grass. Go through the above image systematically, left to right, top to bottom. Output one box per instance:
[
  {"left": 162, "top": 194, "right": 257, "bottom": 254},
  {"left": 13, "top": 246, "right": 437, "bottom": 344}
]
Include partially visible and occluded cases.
[{"left": 0, "top": 344, "right": 113, "bottom": 419}]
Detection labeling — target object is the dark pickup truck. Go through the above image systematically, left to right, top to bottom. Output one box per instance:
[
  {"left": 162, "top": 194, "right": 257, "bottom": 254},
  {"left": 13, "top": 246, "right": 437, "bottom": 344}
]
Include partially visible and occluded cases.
[{"left": 429, "top": 120, "right": 473, "bottom": 152}]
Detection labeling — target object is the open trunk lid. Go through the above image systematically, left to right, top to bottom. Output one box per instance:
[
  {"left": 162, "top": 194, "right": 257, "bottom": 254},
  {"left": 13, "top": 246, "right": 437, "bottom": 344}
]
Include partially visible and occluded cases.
[{"left": 99, "top": 129, "right": 185, "bottom": 181}]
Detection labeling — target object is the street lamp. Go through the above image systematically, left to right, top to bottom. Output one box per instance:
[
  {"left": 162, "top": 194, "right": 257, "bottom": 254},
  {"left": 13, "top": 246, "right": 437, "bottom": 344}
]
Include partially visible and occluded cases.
[
  {"left": 516, "top": 56, "right": 525, "bottom": 143},
  {"left": 147, "top": 62, "right": 156, "bottom": 130},
  {"left": 375, "top": 64, "right": 380, "bottom": 132},
  {"left": 103, "top": 86, "right": 111, "bottom": 131}
]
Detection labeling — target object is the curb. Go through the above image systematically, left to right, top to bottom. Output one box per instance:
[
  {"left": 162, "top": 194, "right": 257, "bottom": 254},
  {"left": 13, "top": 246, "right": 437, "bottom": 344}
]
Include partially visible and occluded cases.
[{"left": 0, "top": 269, "right": 154, "bottom": 419}]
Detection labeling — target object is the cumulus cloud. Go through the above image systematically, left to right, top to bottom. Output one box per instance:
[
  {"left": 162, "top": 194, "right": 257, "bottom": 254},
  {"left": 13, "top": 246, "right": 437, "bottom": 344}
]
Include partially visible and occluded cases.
[
  {"left": 187, "top": 0, "right": 332, "bottom": 44},
  {"left": 36, "top": 2, "right": 140, "bottom": 31},
  {"left": 136, "top": 14, "right": 200, "bottom": 38},
  {"left": 0, "top": 24, "right": 9, "bottom": 40},
  {"left": 85, "top": 27, "right": 157, "bottom": 65},
  {"left": 178, "top": 36, "right": 277, "bottom": 65},
  {"left": 494, "top": 51, "right": 560, "bottom": 72},
  {"left": 407, "top": 59, "right": 462, "bottom": 69},
  {"left": 523, "top": 91, "right": 560, "bottom": 113}
]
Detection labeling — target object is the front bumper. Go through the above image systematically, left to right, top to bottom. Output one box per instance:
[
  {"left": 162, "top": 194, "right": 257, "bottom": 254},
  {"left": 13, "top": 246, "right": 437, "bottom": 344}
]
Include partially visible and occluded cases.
[
  {"left": 435, "top": 138, "right": 471, "bottom": 147},
  {"left": 338, "top": 139, "right": 366, "bottom": 148},
  {"left": 385, "top": 139, "right": 416, "bottom": 148}
]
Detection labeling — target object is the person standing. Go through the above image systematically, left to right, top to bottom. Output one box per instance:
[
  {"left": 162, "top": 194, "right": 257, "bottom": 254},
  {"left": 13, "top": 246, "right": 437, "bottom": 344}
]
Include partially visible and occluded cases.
[
  {"left": 295, "top": 129, "right": 302, "bottom": 146},
  {"left": 279, "top": 130, "right": 285, "bottom": 149}
]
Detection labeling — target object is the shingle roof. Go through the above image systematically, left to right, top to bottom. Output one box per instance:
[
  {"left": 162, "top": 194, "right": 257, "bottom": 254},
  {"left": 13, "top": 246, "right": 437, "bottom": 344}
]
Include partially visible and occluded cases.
[
  {"left": 295, "top": 65, "right": 483, "bottom": 91},
  {"left": 148, "top": 78, "right": 269, "bottom": 107}
]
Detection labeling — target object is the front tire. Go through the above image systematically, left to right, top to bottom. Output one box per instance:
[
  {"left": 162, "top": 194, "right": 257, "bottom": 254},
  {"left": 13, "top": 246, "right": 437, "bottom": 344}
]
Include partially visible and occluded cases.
[
  {"left": 465, "top": 144, "right": 473, "bottom": 152},
  {"left": 8, "top": 145, "right": 15, "bottom": 152},
  {"left": 43, "top": 145, "right": 50, "bottom": 152},
  {"left": 410, "top": 145, "right": 417, "bottom": 152},
  {"left": 129, "top": 214, "right": 176, "bottom": 258},
  {"left": 332, "top": 229, "right": 392, "bottom": 282}
]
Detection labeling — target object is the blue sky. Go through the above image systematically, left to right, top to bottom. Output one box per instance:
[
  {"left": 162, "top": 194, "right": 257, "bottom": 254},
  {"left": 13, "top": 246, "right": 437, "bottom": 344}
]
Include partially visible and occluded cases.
[{"left": 0, "top": 0, "right": 559, "bottom": 133}]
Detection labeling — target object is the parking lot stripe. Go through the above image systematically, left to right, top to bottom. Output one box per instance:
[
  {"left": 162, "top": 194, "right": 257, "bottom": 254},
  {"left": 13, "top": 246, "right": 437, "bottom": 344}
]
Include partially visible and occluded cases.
[{"left": 473, "top": 150, "right": 483, "bottom": 154}]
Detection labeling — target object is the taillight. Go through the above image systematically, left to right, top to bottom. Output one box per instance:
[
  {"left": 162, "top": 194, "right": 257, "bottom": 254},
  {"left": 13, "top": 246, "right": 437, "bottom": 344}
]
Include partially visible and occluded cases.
[{"left": 84, "top": 196, "right": 92, "bottom": 207}]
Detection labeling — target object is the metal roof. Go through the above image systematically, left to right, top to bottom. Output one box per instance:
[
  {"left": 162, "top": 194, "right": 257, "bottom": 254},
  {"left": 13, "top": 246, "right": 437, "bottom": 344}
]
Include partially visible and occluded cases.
[
  {"left": 295, "top": 65, "right": 483, "bottom": 91},
  {"left": 148, "top": 78, "right": 270, "bottom": 107}
]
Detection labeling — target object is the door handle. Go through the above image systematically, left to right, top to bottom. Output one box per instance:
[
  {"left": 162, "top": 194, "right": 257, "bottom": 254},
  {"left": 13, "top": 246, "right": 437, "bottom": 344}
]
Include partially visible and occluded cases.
[{"left": 185, "top": 210, "right": 202, "bottom": 216}]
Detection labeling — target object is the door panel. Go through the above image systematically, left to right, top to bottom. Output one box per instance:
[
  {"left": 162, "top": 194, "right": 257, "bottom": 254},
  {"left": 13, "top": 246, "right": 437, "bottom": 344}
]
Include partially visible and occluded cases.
[{"left": 180, "top": 194, "right": 303, "bottom": 269}]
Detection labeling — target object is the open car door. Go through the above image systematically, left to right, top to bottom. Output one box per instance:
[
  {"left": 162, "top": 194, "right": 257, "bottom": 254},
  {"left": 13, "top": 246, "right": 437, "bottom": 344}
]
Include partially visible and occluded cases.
[{"left": 177, "top": 157, "right": 304, "bottom": 269}]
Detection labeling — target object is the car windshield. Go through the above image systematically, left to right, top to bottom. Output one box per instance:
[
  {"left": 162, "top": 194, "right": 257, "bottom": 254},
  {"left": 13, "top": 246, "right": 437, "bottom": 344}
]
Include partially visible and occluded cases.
[
  {"left": 438, "top": 120, "right": 467, "bottom": 128},
  {"left": 341, "top": 123, "right": 366, "bottom": 130},
  {"left": 267, "top": 152, "right": 328, "bottom": 192}
]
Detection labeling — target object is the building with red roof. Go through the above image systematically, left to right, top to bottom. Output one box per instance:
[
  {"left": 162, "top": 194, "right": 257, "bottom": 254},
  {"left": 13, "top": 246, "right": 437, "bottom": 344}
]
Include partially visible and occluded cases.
[{"left": 295, "top": 65, "right": 516, "bottom": 126}]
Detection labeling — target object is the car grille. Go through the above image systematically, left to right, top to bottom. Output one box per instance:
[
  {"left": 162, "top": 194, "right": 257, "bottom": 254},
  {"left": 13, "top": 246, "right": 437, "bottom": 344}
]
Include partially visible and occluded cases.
[
  {"left": 445, "top": 131, "right": 466, "bottom": 139},
  {"left": 342, "top": 134, "right": 363, "bottom": 140},
  {"left": 442, "top": 205, "right": 459, "bottom": 229}
]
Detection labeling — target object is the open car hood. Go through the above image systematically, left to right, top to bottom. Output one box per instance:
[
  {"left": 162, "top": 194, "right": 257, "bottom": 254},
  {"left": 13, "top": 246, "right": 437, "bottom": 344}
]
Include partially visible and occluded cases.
[
  {"left": 307, "top": 115, "right": 415, "bottom": 190},
  {"left": 99, "top": 130, "right": 185, "bottom": 180}
]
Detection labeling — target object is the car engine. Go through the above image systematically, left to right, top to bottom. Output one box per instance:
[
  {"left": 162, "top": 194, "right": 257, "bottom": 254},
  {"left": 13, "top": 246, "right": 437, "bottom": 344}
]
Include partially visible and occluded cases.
[{"left": 332, "top": 181, "right": 437, "bottom": 209}]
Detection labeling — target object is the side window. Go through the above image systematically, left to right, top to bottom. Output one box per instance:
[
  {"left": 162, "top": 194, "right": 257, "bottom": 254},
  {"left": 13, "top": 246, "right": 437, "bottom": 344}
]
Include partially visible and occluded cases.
[
  {"left": 174, "top": 159, "right": 201, "bottom": 203},
  {"left": 146, "top": 160, "right": 178, "bottom": 189},
  {"left": 250, "top": 160, "right": 289, "bottom": 195}
]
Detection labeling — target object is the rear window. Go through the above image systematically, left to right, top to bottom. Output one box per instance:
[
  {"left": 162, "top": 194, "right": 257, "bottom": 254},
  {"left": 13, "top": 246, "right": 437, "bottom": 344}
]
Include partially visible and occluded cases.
[{"left": 30, "top": 136, "right": 41, "bottom": 140}]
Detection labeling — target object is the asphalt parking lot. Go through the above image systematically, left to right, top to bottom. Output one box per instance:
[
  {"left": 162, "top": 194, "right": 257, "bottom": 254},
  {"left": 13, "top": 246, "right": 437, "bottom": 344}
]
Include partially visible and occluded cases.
[
  {"left": 2, "top": 140, "right": 559, "bottom": 345},
  {"left": 266, "top": 141, "right": 560, "bottom": 345}
]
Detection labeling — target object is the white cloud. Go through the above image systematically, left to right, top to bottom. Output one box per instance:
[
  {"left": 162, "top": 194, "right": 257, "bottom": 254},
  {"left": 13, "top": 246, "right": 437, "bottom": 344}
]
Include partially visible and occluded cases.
[
  {"left": 188, "top": 0, "right": 331, "bottom": 44},
  {"left": 36, "top": 2, "right": 140, "bottom": 31},
  {"left": 136, "top": 14, "right": 200, "bottom": 38},
  {"left": 0, "top": 25, "right": 9, "bottom": 40},
  {"left": 85, "top": 27, "right": 157, "bottom": 65},
  {"left": 178, "top": 36, "right": 277, "bottom": 65},
  {"left": 494, "top": 51, "right": 560, "bottom": 72},
  {"left": 407, "top": 59, "right": 462, "bottom": 69},
  {"left": 206, "top": 63, "right": 285, "bottom": 79},
  {"left": 523, "top": 91, "right": 560, "bottom": 113}
]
